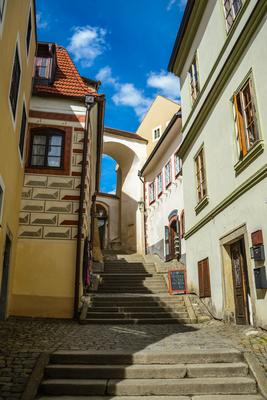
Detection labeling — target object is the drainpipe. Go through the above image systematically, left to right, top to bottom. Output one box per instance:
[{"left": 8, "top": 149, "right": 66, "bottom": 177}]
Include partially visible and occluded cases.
[
  {"left": 73, "top": 96, "right": 96, "bottom": 320},
  {"left": 138, "top": 171, "right": 148, "bottom": 255}
]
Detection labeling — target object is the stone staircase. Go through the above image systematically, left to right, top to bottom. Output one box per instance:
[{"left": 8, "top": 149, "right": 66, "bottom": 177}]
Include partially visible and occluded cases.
[
  {"left": 81, "top": 256, "right": 199, "bottom": 324},
  {"left": 37, "top": 349, "right": 264, "bottom": 399}
]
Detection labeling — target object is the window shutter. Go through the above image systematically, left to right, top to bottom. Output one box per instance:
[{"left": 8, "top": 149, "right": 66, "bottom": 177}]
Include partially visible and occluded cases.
[
  {"left": 234, "top": 94, "right": 247, "bottom": 157},
  {"left": 203, "top": 258, "right": 211, "bottom": 297},
  {"left": 198, "top": 260, "right": 204, "bottom": 298}
]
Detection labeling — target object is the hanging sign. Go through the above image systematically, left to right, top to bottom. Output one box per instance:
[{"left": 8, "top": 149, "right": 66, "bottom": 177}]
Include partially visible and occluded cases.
[{"left": 168, "top": 270, "right": 187, "bottom": 294}]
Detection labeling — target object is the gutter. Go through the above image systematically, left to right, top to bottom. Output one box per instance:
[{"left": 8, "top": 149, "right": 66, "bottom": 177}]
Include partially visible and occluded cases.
[{"left": 140, "top": 111, "right": 181, "bottom": 176}]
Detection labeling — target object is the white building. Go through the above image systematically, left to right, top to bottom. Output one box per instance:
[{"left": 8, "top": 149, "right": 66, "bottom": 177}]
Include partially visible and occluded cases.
[
  {"left": 169, "top": 1, "right": 267, "bottom": 328},
  {"left": 138, "top": 99, "right": 185, "bottom": 264}
]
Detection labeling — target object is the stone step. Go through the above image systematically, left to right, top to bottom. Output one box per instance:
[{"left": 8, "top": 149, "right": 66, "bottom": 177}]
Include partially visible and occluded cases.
[
  {"left": 100, "top": 277, "right": 164, "bottom": 282},
  {"left": 98, "top": 285, "right": 167, "bottom": 291},
  {"left": 97, "top": 288, "right": 167, "bottom": 293},
  {"left": 90, "top": 296, "right": 185, "bottom": 303},
  {"left": 87, "top": 306, "right": 187, "bottom": 312},
  {"left": 85, "top": 311, "right": 189, "bottom": 319},
  {"left": 82, "top": 318, "right": 193, "bottom": 324},
  {"left": 50, "top": 350, "right": 243, "bottom": 365},
  {"left": 45, "top": 362, "right": 248, "bottom": 380},
  {"left": 40, "top": 377, "right": 256, "bottom": 396},
  {"left": 37, "top": 395, "right": 265, "bottom": 400}
]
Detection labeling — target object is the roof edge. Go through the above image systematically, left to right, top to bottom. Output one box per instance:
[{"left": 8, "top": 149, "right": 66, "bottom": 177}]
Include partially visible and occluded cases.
[{"left": 105, "top": 127, "right": 148, "bottom": 143}]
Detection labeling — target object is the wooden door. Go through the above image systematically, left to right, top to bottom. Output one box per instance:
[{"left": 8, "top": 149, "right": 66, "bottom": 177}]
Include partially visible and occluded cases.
[
  {"left": 169, "top": 220, "right": 177, "bottom": 260},
  {"left": 0, "top": 235, "right": 12, "bottom": 320},
  {"left": 230, "top": 240, "right": 249, "bottom": 325}
]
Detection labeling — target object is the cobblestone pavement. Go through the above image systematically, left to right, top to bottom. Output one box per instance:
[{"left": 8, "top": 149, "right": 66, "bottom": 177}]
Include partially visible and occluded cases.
[{"left": 0, "top": 317, "right": 267, "bottom": 399}]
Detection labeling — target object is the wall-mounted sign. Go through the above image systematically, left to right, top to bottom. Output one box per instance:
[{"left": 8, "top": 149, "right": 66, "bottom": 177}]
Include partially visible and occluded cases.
[
  {"left": 254, "top": 266, "right": 267, "bottom": 289},
  {"left": 168, "top": 270, "right": 187, "bottom": 294}
]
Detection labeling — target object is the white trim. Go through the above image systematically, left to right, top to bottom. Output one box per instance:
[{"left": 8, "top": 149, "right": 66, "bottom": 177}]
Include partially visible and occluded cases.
[
  {"left": 0, "top": 0, "right": 7, "bottom": 38},
  {"left": 8, "top": 33, "right": 22, "bottom": 130},
  {"left": 152, "top": 125, "right": 162, "bottom": 142},
  {"left": 0, "top": 175, "right": 5, "bottom": 226}
]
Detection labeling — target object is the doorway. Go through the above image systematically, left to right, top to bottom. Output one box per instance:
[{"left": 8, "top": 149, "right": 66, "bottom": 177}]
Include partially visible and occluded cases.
[
  {"left": 96, "top": 204, "right": 108, "bottom": 250},
  {"left": 169, "top": 219, "right": 177, "bottom": 260},
  {"left": 0, "top": 234, "right": 12, "bottom": 320},
  {"left": 230, "top": 238, "right": 250, "bottom": 325}
]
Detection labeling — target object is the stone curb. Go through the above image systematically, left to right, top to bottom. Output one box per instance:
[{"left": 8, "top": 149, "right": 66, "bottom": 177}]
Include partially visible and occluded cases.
[
  {"left": 21, "top": 352, "right": 50, "bottom": 400},
  {"left": 244, "top": 352, "right": 267, "bottom": 399}
]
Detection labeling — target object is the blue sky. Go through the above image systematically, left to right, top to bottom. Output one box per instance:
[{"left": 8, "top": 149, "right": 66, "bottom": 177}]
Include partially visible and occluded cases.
[{"left": 36, "top": 0, "right": 186, "bottom": 192}]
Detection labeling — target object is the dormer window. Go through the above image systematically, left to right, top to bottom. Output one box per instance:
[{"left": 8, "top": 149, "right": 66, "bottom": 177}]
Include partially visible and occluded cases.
[{"left": 34, "top": 43, "right": 56, "bottom": 85}]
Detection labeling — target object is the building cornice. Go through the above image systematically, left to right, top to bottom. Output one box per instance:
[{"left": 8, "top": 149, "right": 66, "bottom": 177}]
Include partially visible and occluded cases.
[
  {"left": 168, "top": 0, "right": 207, "bottom": 74},
  {"left": 177, "top": 0, "right": 266, "bottom": 159},
  {"left": 105, "top": 127, "right": 148, "bottom": 143},
  {"left": 185, "top": 163, "right": 267, "bottom": 239}
]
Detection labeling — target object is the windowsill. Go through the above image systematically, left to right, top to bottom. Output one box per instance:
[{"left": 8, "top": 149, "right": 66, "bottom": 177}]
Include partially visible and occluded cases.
[
  {"left": 234, "top": 140, "right": 264, "bottom": 176},
  {"left": 25, "top": 166, "right": 69, "bottom": 176},
  {"left": 195, "top": 195, "right": 209, "bottom": 215}
]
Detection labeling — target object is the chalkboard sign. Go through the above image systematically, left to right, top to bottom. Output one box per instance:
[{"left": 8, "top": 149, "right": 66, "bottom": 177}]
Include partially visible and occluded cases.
[{"left": 168, "top": 270, "right": 187, "bottom": 294}]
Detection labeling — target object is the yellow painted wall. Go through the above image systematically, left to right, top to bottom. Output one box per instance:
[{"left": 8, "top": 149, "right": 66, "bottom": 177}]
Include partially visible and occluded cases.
[
  {"left": 0, "top": 0, "right": 36, "bottom": 317},
  {"left": 136, "top": 95, "right": 180, "bottom": 155},
  {"left": 10, "top": 239, "right": 76, "bottom": 318}
]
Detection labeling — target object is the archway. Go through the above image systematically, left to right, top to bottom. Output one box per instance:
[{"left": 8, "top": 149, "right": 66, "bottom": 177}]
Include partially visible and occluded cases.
[{"left": 95, "top": 203, "right": 108, "bottom": 250}]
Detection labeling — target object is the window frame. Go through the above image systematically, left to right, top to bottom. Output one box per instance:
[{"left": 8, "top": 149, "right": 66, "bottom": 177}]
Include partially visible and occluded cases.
[
  {"left": 0, "top": 0, "right": 6, "bottom": 36},
  {"left": 223, "top": 0, "right": 243, "bottom": 33},
  {"left": 9, "top": 41, "right": 21, "bottom": 124},
  {"left": 188, "top": 53, "right": 200, "bottom": 104},
  {"left": 233, "top": 76, "right": 260, "bottom": 160},
  {"left": 18, "top": 102, "right": 28, "bottom": 162},
  {"left": 152, "top": 125, "right": 161, "bottom": 142},
  {"left": 29, "top": 130, "right": 65, "bottom": 169},
  {"left": 194, "top": 146, "right": 207, "bottom": 204},
  {"left": 175, "top": 151, "right": 182, "bottom": 177},
  {"left": 165, "top": 160, "right": 172, "bottom": 189},
  {"left": 157, "top": 172, "right": 163, "bottom": 198},
  {"left": 0, "top": 175, "right": 5, "bottom": 226},
  {"left": 148, "top": 181, "right": 155, "bottom": 205},
  {"left": 198, "top": 257, "right": 211, "bottom": 298}
]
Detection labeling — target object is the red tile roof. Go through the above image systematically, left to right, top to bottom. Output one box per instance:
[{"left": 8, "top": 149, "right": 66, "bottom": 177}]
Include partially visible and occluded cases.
[{"left": 34, "top": 45, "right": 96, "bottom": 99}]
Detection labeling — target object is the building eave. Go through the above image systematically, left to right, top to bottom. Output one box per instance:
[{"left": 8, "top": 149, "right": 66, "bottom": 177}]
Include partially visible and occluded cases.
[{"left": 168, "top": 0, "right": 208, "bottom": 75}]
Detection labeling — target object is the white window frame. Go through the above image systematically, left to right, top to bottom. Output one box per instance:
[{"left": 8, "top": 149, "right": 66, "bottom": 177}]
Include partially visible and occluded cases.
[
  {"left": 0, "top": 0, "right": 6, "bottom": 38},
  {"left": 223, "top": 0, "right": 243, "bottom": 32},
  {"left": 8, "top": 35, "right": 22, "bottom": 129},
  {"left": 188, "top": 54, "right": 200, "bottom": 104},
  {"left": 18, "top": 97, "right": 28, "bottom": 166},
  {"left": 152, "top": 125, "right": 161, "bottom": 142},
  {"left": 175, "top": 152, "right": 182, "bottom": 177},
  {"left": 165, "top": 161, "right": 172, "bottom": 188},
  {"left": 157, "top": 173, "right": 163, "bottom": 197},
  {"left": 0, "top": 175, "right": 5, "bottom": 225},
  {"left": 149, "top": 181, "right": 155, "bottom": 204}
]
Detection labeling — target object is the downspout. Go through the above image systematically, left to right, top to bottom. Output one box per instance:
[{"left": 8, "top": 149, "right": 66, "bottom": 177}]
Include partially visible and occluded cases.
[
  {"left": 74, "top": 101, "right": 94, "bottom": 320},
  {"left": 138, "top": 172, "right": 148, "bottom": 255}
]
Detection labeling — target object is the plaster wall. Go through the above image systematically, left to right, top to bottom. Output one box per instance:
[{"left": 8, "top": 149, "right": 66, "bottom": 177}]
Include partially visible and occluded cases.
[{"left": 0, "top": 0, "right": 36, "bottom": 318}]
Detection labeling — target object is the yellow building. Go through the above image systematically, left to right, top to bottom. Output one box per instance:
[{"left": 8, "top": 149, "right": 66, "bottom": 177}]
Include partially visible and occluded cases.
[
  {"left": 0, "top": 0, "right": 37, "bottom": 320},
  {"left": 10, "top": 42, "right": 105, "bottom": 319}
]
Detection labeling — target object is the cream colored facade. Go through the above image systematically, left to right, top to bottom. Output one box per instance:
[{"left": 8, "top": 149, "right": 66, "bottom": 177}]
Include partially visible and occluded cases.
[
  {"left": 0, "top": 1, "right": 36, "bottom": 319},
  {"left": 170, "top": 1, "right": 267, "bottom": 327},
  {"left": 137, "top": 95, "right": 180, "bottom": 155}
]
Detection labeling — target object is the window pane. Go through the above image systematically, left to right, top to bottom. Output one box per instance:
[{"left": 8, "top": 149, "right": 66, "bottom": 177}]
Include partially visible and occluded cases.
[
  {"left": 0, "top": 0, "right": 5, "bottom": 21},
  {"left": 233, "top": 0, "right": 242, "bottom": 16},
  {"left": 26, "top": 10, "right": 32, "bottom": 54},
  {"left": 9, "top": 46, "right": 21, "bottom": 118},
  {"left": 19, "top": 105, "right": 27, "bottom": 158},
  {"left": 33, "top": 135, "right": 46, "bottom": 145},
  {"left": 49, "top": 135, "right": 62, "bottom": 146},
  {"left": 32, "top": 145, "right": 46, "bottom": 156},
  {"left": 48, "top": 146, "right": 61, "bottom": 157},
  {"left": 31, "top": 155, "right": 45, "bottom": 166},
  {"left": 48, "top": 157, "right": 61, "bottom": 167},
  {"left": 0, "top": 184, "right": 3, "bottom": 216}
]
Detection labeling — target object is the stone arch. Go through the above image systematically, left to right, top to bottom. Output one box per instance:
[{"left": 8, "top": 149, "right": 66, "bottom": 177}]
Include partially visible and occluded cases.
[{"left": 101, "top": 129, "right": 147, "bottom": 253}]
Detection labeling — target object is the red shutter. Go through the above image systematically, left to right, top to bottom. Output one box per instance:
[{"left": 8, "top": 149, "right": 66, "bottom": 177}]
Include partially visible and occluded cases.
[{"left": 234, "top": 94, "right": 247, "bottom": 157}]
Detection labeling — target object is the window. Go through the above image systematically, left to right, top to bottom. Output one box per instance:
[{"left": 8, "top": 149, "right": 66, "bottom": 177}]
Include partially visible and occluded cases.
[
  {"left": 0, "top": 0, "right": 5, "bottom": 22},
  {"left": 223, "top": 0, "right": 242, "bottom": 31},
  {"left": 26, "top": 9, "right": 32, "bottom": 55},
  {"left": 9, "top": 45, "right": 21, "bottom": 120},
  {"left": 189, "top": 55, "right": 200, "bottom": 103},
  {"left": 35, "top": 57, "right": 53, "bottom": 82},
  {"left": 233, "top": 78, "right": 259, "bottom": 159},
  {"left": 19, "top": 104, "right": 27, "bottom": 159},
  {"left": 153, "top": 126, "right": 161, "bottom": 141},
  {"left": 29, "top": 130, "right": 64, "bottom": 168},
  {"left": 195, "top": 147, "right": 207, "bottom": 203},
  {"left": 175, "top": 152, "right": 182, "bottom": 176},
  {"left": 165, "top": 161, "right": 172, "bottom": 188},
  {"left": 157, "top": 173, "right": 163, "bottom": 196},
  {"left": 0, "top": 176, "right": 4, "bottom": 224},
  {"left": 149, "top": 181, "right": 155, "bottom": 204},
  {"left": 198, "top": 258, "right": 211, "bottom": 297}
]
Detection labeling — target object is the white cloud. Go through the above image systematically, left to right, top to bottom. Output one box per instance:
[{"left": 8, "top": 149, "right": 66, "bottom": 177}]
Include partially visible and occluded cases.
[
  {"left": 167, "top": 0, "right": 187, "bottom": 11},
  {"left": 36, "top": 12, "right": 48, "bottom": 30},
  {"left": 67, "top": 26, "right": 107, "bottom": 67},
  {"left": 96, "top": 66, "right": 119, "bottom": 88},
  {"left": 147, "top": 71, "right": 180, "bottom": 100},
  {"left": 112, "top": 83, "right": 152, "bottom": 119}
]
